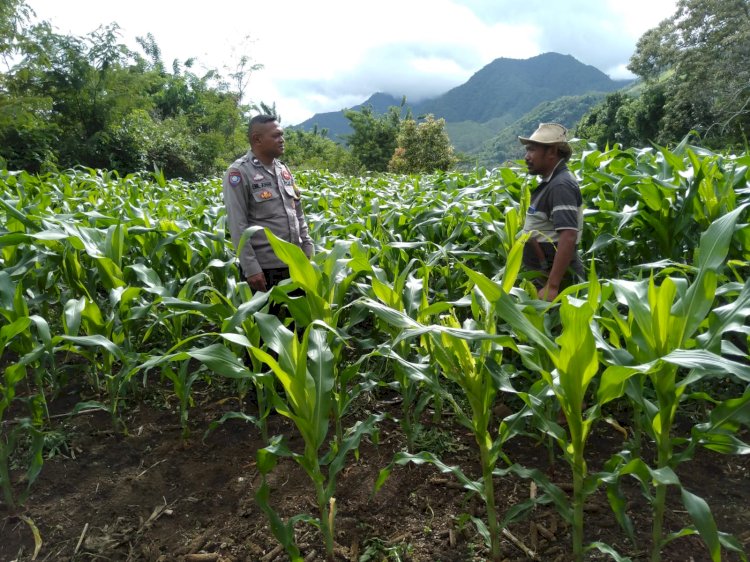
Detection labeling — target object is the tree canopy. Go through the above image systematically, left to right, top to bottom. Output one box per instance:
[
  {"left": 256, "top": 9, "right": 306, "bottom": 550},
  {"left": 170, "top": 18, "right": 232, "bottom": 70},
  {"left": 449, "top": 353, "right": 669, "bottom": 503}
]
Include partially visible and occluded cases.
[
  {"left": 579, "top": 0, "right": 749, "bottom": 149},
  {"left": 0, "top": 4, "right": 251, "bottom": 179},
  {"left": 343, "top": 105, "right": 406, "bottom": 172},
  {"left": 388, "top": 115, "right": 457, "bottom": 174}
]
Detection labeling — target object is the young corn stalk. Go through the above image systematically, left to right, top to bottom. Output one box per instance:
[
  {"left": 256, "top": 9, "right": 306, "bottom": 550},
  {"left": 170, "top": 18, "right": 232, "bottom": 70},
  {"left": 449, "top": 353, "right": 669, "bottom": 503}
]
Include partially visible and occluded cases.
[
  {"left": 597, "top": 205, "right": 750, "bottom": 562},
  {"left": 251, "top": 229, "right": 373, "bottom": 449},
  {"left": 371, "top": 235, "right": 554, "bottom": 561},
  {"left": 363, "top": 257, "right": 450, "bottom": 451},
  {"left": 465, "top": 261, "right": 624, "bottom": 562},
  {"left": 250, "top": 313, "right": 380, "bottom": 561},
  {"left": 0, "top": 324, "right": 46, "bottom": 510}
]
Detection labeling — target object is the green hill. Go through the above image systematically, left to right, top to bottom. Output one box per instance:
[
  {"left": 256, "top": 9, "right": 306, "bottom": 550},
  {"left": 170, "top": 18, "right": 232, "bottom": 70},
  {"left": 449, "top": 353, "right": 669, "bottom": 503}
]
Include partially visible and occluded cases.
[
  {"left": 293, "top": 53, "right": 632, "bottom": 164},
  {"left": 416, "top": 53, "right": 624, "bottom": 123},
  {"left": 473, "top": 92, "right": 611, "bottom": 167}
]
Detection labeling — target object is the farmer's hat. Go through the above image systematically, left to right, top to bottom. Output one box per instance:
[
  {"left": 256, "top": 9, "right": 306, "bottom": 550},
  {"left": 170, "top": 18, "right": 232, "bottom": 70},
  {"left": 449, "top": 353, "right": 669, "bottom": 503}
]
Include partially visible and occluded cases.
[
  {"left": 519, "top": 122, "right": 571, "bottom": 152},
  {"left": 519, "top": 122, "right": 570, "bottom": 145}
]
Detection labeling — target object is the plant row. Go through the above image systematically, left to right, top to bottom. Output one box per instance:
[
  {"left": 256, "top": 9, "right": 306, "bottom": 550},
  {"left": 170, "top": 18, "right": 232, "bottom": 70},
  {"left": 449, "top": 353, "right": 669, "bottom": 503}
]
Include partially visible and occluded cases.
[{"left": 1, "top": 141, "right": 749, "bottom": 561}]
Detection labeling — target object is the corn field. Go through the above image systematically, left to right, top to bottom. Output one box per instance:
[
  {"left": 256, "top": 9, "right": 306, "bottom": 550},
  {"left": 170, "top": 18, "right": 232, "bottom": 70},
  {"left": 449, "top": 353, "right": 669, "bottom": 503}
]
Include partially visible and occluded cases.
[{"left": 1, "top": 139, "right": 749, "bottom": 562}]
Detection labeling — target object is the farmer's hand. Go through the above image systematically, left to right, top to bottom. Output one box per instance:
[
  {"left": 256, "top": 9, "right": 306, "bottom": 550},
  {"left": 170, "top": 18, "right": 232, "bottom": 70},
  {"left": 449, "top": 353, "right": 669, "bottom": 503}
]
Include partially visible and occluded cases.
[
  {"left": 247, "top": 272, "right": 267, "bottom": 292},
  {"left": 539, "top": 283, "right": 559, "bottom": 302}
]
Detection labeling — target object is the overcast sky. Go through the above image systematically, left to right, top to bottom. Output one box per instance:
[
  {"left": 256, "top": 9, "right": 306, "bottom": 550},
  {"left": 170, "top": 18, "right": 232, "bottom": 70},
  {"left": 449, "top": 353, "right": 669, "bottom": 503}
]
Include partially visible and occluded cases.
[{"left": 25, "top": 0, "right": 677, "bottom": 125}]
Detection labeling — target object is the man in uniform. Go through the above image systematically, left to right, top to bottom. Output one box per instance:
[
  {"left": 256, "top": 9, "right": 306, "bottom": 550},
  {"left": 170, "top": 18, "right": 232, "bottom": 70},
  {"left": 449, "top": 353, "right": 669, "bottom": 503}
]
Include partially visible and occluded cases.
[
  {"left": 223, "top": 114, "right": 314, "bottom": 292},
  {"left": 519, "top": 122, "right": 584, "bottom": 301}
]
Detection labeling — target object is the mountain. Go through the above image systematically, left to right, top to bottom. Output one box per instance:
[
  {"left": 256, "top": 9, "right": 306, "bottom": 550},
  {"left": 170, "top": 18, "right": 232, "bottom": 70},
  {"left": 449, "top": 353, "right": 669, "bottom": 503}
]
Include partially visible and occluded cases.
[
  {"left": 293, "top": 52, "right": 632, "bottom": 161},
  {"left": 416, "top": 53, "right": 624, "bottom": 123}
]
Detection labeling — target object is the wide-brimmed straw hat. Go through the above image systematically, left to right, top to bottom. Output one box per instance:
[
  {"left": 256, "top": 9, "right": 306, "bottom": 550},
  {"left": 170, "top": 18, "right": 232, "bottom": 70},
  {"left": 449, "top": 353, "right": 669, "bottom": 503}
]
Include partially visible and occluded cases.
[{"left": 518, "top": 122, "right": 570, "bottom": 147}]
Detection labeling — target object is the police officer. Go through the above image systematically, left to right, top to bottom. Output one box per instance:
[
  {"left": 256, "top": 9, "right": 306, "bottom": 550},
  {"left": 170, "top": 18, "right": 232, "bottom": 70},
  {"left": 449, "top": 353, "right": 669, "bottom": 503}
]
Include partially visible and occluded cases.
[{"left": 223, "top": 114, "right": 314, "bottom": 292}]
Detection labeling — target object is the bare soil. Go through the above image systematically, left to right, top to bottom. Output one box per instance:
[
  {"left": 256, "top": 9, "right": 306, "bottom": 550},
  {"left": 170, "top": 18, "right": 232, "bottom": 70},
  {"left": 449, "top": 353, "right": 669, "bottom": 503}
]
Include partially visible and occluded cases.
[{"left": 2, "top": 382, "right": 749, "bottom": 562}]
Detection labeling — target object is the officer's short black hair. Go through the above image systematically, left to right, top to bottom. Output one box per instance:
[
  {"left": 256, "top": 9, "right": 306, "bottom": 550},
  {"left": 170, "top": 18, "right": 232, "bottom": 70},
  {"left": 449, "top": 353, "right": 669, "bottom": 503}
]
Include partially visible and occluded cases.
[{"left": 248, "top": 114, "right": 278, "bottom": 140}]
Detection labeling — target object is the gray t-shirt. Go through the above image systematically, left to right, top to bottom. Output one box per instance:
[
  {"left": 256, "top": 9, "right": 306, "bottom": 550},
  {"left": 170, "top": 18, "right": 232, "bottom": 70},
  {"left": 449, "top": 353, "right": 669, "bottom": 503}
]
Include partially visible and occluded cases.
[{"left": 522, "top": 164, "right": 584, "bottom": 277}]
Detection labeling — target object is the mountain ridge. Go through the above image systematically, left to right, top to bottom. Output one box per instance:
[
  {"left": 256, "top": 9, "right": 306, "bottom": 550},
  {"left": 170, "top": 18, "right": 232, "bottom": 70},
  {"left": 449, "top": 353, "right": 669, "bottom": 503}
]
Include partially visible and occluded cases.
[{"left": 293, "top": 52, "right": 632, "bottom": 164}]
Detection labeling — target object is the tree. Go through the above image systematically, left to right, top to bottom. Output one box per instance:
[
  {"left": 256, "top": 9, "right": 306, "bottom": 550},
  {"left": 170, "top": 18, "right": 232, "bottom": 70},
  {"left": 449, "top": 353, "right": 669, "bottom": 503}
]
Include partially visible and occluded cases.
[
  {"left": 0, "top": 0, "right": 33, "bottom": 65},
  {"left": 628, "top": 0, "right": 750, "bottom": 146},
  {"left": 0, "top": 15, "right": 248, "bottom": 178},
  {"left": 574, "top": 90, "right": 667, "bottom": 149},
  {"left": 343, "top": 104, "right": 405, "bottom": 172},
  {"left": 388, "top": 114, "right": 457, "bottom": 173},
  {"left": 283, "top": 128, "right": 362, "bottom": 175}
]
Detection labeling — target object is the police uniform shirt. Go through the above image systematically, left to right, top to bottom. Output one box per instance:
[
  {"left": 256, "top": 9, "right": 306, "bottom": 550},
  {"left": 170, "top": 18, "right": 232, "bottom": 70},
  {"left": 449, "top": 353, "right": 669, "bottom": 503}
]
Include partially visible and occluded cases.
[{"left": 222, "top": 151, "right": 313, "bottom": 277}]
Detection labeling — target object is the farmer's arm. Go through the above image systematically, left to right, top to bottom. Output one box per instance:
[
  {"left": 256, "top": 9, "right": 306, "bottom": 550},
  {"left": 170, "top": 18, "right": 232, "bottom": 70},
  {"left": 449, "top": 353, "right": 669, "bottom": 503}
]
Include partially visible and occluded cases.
[{"left": 540, "top": 228, "right": 577, "bottom": 301}]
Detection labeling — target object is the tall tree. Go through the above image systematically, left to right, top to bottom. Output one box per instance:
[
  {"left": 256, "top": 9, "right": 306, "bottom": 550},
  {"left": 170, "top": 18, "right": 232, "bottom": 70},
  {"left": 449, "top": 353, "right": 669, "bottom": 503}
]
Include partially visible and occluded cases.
[
  {"left": 0, "top": 0, "right": 33, "bottom": 65},
  {"left": 629, "top": 0, "right": 750, "bottom": 145},
  {"left": 574, "top": 89, "right": 667, "bottom": 149},
  {"left": 344, "top": 104, "right": 405, "bottom": 172},
  {"left": 388, "top": 115, "right": 457, "bottom": 174}
]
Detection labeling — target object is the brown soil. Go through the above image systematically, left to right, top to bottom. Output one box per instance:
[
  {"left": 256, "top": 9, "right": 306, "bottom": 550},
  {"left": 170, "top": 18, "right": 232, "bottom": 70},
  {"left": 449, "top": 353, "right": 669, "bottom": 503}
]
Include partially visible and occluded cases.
[{"left": 2, "top": 383, "right": 749, "bottom": 562}]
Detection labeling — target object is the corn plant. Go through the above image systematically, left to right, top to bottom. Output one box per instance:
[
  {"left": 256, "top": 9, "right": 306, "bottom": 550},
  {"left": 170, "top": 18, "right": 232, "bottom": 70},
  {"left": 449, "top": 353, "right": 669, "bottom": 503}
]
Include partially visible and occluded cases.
[
  {"left": 596, "top": 204, "right": 750, "bottom": 562},
  {"left": 250, "top": 228, "right": 378, "bottom": 449},
  {"left": 359, "top": 258, "right": 450, "bottom": 451},
  {"left": 453, "top": 260, "right": 631, "bottom": 561},
  {"left": 368, "top": 295, "right": 570, "bottom": 561},
  {"left": 249, "top": 313, "right": 381, "bottom": 561},
  {"left": 0, "top": 329, "right": 46, "bottom": 510}
]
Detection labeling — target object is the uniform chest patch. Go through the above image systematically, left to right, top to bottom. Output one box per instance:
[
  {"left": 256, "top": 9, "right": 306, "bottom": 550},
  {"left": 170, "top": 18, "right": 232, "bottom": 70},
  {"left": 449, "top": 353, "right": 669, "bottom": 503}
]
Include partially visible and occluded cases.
[
  {"left": 228, "top": 171, "right": 242, "bottom": 186},
  {"left": 253, "top": 173, "right": 264, "bottom": 181},
  {"left": 260, "top": 191, "right": 273, "bottom": 199}
]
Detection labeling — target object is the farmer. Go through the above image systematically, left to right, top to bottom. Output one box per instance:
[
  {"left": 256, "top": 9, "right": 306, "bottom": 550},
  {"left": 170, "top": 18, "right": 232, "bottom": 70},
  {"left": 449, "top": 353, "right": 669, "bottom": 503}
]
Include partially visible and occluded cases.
[
  {"left": 222, "top": 114, "right": 314, "bottom": 292},
  {"left": 519, "top": 122, "right": 584, "bottom": 301}
]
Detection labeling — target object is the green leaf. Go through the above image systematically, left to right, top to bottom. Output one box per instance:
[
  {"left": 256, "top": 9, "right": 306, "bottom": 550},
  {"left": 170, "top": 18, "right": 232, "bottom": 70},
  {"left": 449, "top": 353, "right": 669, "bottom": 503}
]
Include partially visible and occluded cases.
[
  {"left": 676, "top": 204, "right": 748, "bottom": 342},
  {"left": 264, "top": 228, "right": 321, "bottom": 293},
  {"left": 460, "top": 264, "right": 502, "bottom": 302},
  {"left": 494, "top": 291, "right": 557, "bottom": 356},
  {"left": 56, "top": 334, "right": 124, "bottom": 361},
  {"left": 186, "top": 343, "right": 251, "bottom": 379},
  {"left": 663, "top": 349, "right": 750, "bottom": 382},
  {"left": 681, "top": 488, "right": 720, "bottom": 562}
]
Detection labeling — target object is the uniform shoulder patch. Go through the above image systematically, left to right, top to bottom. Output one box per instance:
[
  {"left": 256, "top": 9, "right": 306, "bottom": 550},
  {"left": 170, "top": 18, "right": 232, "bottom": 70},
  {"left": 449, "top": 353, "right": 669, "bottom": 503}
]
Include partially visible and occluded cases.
[
  {"left": 281, "top": 168, "right": 292, "bottom": 181},
  {"left": 228, "top": 170, "right": 242, "bottom": 186}
]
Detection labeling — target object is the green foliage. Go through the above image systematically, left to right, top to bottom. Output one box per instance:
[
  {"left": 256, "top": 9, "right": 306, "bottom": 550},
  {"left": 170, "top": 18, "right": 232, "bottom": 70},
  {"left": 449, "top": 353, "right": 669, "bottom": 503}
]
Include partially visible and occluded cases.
[
  {"left": 0, "top": 0, "right": 33, "bottom": 61},
  {"left": 619, "top": 0, "right": 750, "bottom": 147},
  {"left": 0, "top": 13, "right": 248, "bottom": 179},
  {"left": 574, "top": 83, "right": 671, "bottom": 150},
  {"left": 344, "top": 104, "right": 406, "bottom": 172},
  {"left": 388, "top": 115, "right": 457, "bottom": 174},
  {"left": 282, "top": 128, "right": 362, "bottom": 175},
  {"left": 2, "top": 142, "right": 750, "bottom": 560}
]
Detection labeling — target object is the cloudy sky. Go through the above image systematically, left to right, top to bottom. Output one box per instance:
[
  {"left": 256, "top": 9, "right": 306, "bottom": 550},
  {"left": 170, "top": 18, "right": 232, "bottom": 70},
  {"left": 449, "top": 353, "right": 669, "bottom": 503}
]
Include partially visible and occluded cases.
[{"left": 25, "top": 0, "right": 677, "bottom": 125}]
